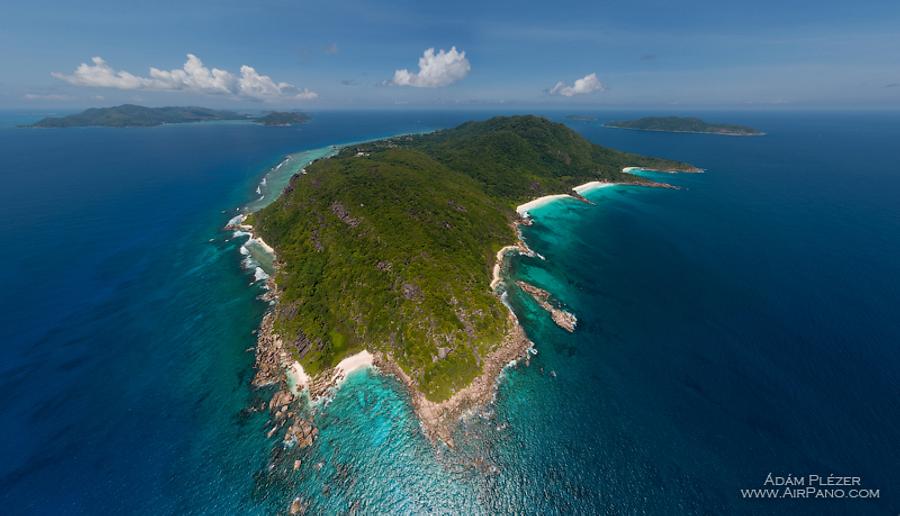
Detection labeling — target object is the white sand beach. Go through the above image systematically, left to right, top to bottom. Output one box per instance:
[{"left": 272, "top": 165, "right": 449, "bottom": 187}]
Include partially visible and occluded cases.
[
  {"left": 573, "top": 181, "right": 616, "bottom": 195},
  {"left": 515, "top": 194, "right": 571, "bottom": 217},
  {"left": 491, "top": 245, "right": 521, "bottom": 290},
  {"left": 335, "top": 350, "right": 374, "bottom": 381},
  {"left": 285, "top": 351, "right": 373, "bottom": 396}
]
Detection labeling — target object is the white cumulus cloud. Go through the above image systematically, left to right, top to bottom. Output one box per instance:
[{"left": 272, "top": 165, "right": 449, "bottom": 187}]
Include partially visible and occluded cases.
[
  {"left": 391, "top": 47, "right": 470, "bottom": 87},
  {"left": 52, "top": 55, "right": 317, "bottom": 101},
  {"left": 548, "top": 73, "right": 604, "bottom": 97}
]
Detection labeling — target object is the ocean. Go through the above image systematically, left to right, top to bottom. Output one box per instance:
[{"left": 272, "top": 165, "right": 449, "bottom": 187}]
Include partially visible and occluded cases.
[{"left": 1, "top": 110, "right": 898, "bottom": 514}]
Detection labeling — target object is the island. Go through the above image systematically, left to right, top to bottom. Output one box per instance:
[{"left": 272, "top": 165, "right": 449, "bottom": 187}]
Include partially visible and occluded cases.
[
  {"left": 25, "top": 104, "right": 311, "bottom": 128},
  {"left": 255, "top": 111, "right": 311, "bottom": 127},
  {"left": 566, "top": 114, "right": 598, "bottom": 122},
  {"left": 243, "top": 115, "right": 698, "bottom": 443},
  {"left": 604, "top": 116, "right": 764, "bottom": 136}
]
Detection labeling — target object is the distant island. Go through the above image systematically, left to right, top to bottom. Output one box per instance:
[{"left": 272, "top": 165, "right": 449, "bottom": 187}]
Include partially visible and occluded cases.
[
  {"left": 25, "top": 104, "right": 311, "bottom": 128},
  {"left": 255, "top": 111, "right": 311, "bottom": 127},
  {"left": 566, "top": 114, "right": 598, "bottom": 122},
  {"left": 239, "top": 115, "right": 699, "bottom": 443},
  {"left": 605, "top": 116, "right": 764, "bottom": 136}
]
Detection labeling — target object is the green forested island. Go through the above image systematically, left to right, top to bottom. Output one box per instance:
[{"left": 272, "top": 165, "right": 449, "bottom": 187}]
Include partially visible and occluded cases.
[
  {"left": 26, "top": 104, "right": 310, "bottom": 128},
  {"left": 255, "top": 111, "right": 311, "bottom": 126},
  {"left": 249, "top": 116, "right": 696, "bottom": 403},
  {"left": 605, "top": 116, "right": 763, "bottom": 135}
]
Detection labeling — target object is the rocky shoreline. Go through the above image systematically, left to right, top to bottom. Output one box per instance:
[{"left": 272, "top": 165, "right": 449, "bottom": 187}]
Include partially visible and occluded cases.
[
  {"left": 225, "top": 213, "right": 324, "bottom": 469},
  {"left": 252, "top": 289, "right": 532, "bottom": 447},
  {"left": 253, "top": 298, "right": 320, "bottom": 447},
  {"left": 251, "top": 309, "right": 288, "bottom": 389},
  {"left": 373, "top": 315, "right": 532, "bottom": 445}
]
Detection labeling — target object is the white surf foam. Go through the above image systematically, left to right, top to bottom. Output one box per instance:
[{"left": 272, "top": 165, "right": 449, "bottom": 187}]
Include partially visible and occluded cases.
[
  {"left": 227, "top": 213, "right": 246, "bottom": 227},
  {"left": 254, "top": 266, "right": 269, "bottom": 282}
]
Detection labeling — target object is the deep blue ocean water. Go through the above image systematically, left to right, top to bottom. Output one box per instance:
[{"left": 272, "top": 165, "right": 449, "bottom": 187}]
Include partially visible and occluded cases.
[{"left": 1, "top": 110, "right": 898, "bottom": 514}]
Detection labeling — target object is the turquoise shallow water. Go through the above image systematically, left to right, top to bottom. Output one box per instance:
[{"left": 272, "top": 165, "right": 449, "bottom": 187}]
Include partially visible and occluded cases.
[{"left": 2, "top": 111, "right": 899, "bottom": 514}]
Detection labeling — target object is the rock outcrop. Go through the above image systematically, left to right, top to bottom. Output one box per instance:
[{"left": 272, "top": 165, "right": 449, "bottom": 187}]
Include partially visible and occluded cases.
[{"left": 516, "top": 281, "right": 577, "bottom": 332}]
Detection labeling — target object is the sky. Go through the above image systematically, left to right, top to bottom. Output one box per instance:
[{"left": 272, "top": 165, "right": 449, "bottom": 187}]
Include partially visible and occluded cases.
[{"left": 2, "top": 0, "right": 899, "bottom": 110}]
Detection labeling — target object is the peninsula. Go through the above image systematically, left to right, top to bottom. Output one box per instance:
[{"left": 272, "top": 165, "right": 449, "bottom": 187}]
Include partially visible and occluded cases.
[
  {"left": 25, "top": 104, "right": 311, "bottom": 128},
  {"left": 247, "top": 115, "right": 697, "bottom": 442},
  {"left": 605, "top": 116, "right": 764, "bottom": 136}
]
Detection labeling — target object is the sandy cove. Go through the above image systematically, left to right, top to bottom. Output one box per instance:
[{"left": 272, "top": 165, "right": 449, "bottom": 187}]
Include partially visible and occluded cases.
[
  {"left": 516, "top": 173, "right": 682, "bottom": 219},
  {"left": 514, "top": 181, "right": 618, "bottom": 219},
  {"left": 515, "top": 194, "right": 571, "bottom": 217},
  {"left": 490, "top": 222, "right": 540, "bottom": 290},
  {"left": 251, "top": 294, "right": 374, "bottom": 398},
  {"left": 303, "top": 350, "right": 376, "bottom": 399}
]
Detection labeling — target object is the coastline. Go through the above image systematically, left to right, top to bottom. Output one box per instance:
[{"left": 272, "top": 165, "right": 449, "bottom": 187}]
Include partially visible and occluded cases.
[
  {"left": 408, "top": 173, "right": 676, "bottom": 439},
  {"left": 514, "top": 176, "right": 646, "bottom": 220},
  {"left": 573, "top": 181, "right": 616, "bottom": 195},
  {"left": 515, "top": 194, "right": 571, "bottom": 217},
  {"left": 228, "top": 216, "right": 376, "bottom": 398},
  {"left": 490, "top": 223, "right": 539, "bottom": 291},
  {"left": 373, "top": 316, "right": 532, "bottom": 445}
]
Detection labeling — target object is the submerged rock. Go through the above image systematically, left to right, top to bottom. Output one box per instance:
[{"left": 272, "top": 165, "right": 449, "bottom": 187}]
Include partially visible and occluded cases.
[
  {"left": 269, "top": 390, "right": 293, "bottom": 412},
  {"left": 284, "top": 418, "right": 318, "bottom": 448},
  {"left": 289, "top": 497, "right": 306, "bottom": 515}
]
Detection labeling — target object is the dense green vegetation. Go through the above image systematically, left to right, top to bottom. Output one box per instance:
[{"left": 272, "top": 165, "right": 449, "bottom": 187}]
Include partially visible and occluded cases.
[
  {"left": 25, "top": 104, "right": 311, "bottom": 128},
  {"left": 255, "top": 111, "right": 311, "bottom": 126},
  {"left": 253, "top": 115, "right": 695, "bottom": 401},
  {"left": 372, "top": 115, "right": 696, "bottom": 202},
  {"left": 605, "top": 116, "right": 763, "bottom": 135},
  {"left": 252, "top": 150, "right": 513, "bottom": 400}
]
